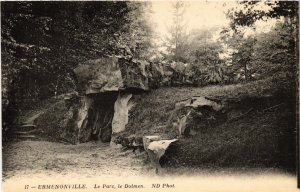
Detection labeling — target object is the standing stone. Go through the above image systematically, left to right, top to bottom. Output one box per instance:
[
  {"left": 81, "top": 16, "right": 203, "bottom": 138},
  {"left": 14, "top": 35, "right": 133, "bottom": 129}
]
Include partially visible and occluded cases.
[{"left": 112, "top": 93, "right": 134, "bottom": 134}]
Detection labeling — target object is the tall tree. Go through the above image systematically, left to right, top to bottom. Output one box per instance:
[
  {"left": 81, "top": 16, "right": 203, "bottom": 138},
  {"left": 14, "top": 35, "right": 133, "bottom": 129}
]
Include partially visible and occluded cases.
[
  {"left": 1, "top": 1, "right": 154, "bottom": 134},
  {"left": 164, "top": 1, "right": 188, "bottom": 62},
  {"left": 225, "top": 1, "right": 298, "bottom": 81},
  {"left": 227, "top": 1, "right": 298, "bottom": 30},
  {"left": 116, "top": 2, "right": 154, "bottom": 59},
  {"left": 251, "top": 21, "right": 297, "bottom": 78},
  {"left": 185, "top": 28, "right": 225, "bottom": 84}
]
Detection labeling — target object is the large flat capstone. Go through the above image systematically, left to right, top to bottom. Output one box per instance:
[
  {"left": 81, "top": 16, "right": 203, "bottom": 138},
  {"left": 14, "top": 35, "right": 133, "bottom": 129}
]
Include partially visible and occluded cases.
[{"left": 74, "top": 57, "right": 149, "bottom": 95}]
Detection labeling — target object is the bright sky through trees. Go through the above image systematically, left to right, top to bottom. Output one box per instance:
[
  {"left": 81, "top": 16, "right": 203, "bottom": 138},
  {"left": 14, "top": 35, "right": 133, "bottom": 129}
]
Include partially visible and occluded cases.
[{"left": 151, "top": 1, "right": 277, "bottom": 37}]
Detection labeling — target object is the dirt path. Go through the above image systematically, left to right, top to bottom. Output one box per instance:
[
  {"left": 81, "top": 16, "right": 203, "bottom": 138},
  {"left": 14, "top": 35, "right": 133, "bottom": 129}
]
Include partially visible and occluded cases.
[
  {"left": 2, "top": 138, "right": 297, "bottom": 192},
  {"left": 3, "top": 139, "right": 149, "bottom": 181}
]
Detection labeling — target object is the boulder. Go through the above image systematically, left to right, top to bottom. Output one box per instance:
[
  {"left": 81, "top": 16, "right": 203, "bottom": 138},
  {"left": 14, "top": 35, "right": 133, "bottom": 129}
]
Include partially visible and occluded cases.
[
  {"left": 74, "top": 57, "right": 149, "bottom": 95},
  {"left": 74, "top": 57, "right": 122, "bottom": 94},
  {"left": 119, "top": 58, "right": 149, "bottom": 92},
  {"left": 146, "top": 62, "right": 164, "bottom": 88},
  {"left": 172, "top": 96, "right": 226, "bottom": 137},
  {"left": 175, "top": 96, "right": 223, "bottom": 111},
  {"left": 174, "top": 111, "right": 192, "bottom": 137},
  {"left": 115, "top": 135, "right": 143, "bottom": 148},
  {"left": 143, "top": 136, "right": 161, "bottom": 151},
  {"left": 144, "top": 138, "right": 178, "bottom": 173},
  {"left": 147, "top": 139, "right": 178, "bottom": 160}
]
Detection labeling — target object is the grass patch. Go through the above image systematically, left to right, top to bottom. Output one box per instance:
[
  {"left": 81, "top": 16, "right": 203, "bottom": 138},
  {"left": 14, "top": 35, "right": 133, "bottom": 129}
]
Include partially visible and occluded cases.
[
  {"left": 121, "top": 76, "right": 296, "bottom": 170},
  {"left": 124, "top": 76, "right": 295, "bottom": 137},
  {"left": 163, "top": 105, "right": 295, "bottom": 170}
]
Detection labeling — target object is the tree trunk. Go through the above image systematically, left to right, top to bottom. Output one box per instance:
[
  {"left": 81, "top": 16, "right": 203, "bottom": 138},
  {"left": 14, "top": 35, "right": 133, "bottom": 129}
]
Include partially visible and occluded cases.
[{"left": 244, "top": 63, "right": 249, "bottom": 81}]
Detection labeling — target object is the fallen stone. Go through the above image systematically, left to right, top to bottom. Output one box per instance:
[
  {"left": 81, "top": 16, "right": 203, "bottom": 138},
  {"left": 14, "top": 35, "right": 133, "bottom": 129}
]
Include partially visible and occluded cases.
[
  {"left": 172, "top": 96, "right": 226, "bottom": 137},
  {"left": 175, "top": 96, "right": 223, "bottom": 111},
  {"left": 175, "top": 111, "right": 191, "bottom": 137},
  {"left": 111, "top": 135, "right": 144, "bottom": 152},
  {"left": 142, "top": 136, "right": 161, "bottom": 151},
  {"left": 145, "top": 138, "right": 178, "bottom": 173},
  {"left": 147, "top": 139, "right": 178, "bottom": 160},
  {"left": 110, "top": 141, "right": 123, "bottom": 148}
]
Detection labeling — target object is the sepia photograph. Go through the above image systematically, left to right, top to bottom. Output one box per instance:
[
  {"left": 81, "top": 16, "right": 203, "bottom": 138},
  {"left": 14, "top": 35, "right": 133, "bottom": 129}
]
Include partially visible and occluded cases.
[{"left": 1, "top": 1, "right": 299, "bottom": 191}]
